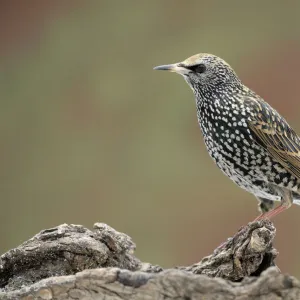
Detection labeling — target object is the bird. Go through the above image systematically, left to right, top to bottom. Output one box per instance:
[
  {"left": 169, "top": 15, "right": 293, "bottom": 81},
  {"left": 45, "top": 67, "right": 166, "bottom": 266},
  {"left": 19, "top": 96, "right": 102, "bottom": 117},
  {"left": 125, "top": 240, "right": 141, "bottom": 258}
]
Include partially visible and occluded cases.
[{"left": 154, "top": 53, "right": 300, "bottom": 220}]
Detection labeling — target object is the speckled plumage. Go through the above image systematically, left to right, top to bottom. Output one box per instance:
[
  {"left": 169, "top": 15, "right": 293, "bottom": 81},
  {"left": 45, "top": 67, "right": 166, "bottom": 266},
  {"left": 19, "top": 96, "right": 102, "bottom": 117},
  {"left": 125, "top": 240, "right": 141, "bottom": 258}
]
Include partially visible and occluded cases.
[{"left": 154, "top": 53, "right": 300, "bottom": 218}]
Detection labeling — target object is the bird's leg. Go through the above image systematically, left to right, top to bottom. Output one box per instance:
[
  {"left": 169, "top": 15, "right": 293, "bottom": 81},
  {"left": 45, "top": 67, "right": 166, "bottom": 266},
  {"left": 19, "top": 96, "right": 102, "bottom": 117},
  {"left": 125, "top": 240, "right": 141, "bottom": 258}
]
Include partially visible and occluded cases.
[
  {"left": 255, "top": 188, "right": 293, "bottom": 220},
  {"left": 217, "top": 189, "right": 292, "bottom": 250},
  {"left": 254, "top": 197, "right": 275, "bottom": 221},
  {"left": 263, "top": 204, "right": 288, "bottom": 219},
  {"left": 254, "top": 205, "right": 285, "bottom": 221},
  {"left": 254, "top": 213, "right": 265, "bottom": 221}
]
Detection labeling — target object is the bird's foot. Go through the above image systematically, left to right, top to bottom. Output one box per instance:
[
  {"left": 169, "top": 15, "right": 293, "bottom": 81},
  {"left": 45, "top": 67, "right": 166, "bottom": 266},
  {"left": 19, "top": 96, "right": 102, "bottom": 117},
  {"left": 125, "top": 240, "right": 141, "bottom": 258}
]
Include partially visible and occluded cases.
[{"left": 215, "top": 224, "right": 247, "bottom": 251}]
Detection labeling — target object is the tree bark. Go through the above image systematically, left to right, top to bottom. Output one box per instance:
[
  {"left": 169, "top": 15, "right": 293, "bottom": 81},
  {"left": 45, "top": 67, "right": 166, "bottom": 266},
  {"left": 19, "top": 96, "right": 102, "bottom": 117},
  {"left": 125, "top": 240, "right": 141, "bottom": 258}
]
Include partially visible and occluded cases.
[{"left": 0, "top": 220, "right": 299, "bottom": 299}]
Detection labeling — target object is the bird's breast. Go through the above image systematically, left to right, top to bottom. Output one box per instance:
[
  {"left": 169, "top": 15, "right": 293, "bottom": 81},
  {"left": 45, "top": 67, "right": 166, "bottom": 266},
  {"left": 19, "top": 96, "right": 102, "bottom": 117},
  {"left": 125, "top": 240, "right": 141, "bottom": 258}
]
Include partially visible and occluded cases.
[{"left": 197, "top": 100, "right": 269, "bottom": 181}]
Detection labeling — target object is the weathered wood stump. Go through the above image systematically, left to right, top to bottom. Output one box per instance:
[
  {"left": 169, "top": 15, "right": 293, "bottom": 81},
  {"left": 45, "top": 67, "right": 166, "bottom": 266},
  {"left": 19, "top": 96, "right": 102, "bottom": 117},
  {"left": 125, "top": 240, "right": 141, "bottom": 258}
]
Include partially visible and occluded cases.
[{"left": 0, "top": 220, "right": 299, "bottom": 299}]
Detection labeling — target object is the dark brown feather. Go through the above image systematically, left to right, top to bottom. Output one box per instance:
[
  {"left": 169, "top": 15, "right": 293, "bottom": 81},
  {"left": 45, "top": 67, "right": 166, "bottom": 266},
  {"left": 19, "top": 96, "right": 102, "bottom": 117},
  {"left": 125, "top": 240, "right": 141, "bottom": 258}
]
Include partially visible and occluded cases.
[{"left": 244, "top": 96, "right": 300, "bottom": 180}]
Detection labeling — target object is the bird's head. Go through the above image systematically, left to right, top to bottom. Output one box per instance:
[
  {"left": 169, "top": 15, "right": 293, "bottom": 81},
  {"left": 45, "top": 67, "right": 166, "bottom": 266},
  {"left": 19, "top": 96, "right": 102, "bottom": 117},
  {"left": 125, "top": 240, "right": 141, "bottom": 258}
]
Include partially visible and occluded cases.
[{"left": 154, "top": 53, "right": 242, "bottom": 94}]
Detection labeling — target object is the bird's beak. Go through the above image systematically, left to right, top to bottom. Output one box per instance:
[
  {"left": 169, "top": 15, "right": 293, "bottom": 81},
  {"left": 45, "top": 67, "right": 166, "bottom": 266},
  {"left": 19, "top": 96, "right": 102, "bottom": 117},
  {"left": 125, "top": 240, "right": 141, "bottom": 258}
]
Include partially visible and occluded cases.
[{"left": 153, "top": 63, "right": 189, "bottom": 75}]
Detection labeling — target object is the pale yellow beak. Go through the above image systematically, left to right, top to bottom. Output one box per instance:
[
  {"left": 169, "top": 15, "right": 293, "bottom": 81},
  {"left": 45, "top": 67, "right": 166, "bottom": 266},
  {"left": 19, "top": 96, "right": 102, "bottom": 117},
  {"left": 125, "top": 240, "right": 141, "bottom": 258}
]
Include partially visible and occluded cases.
[{"left": 153, "top": 63, "right": 189, "bottom": 75}]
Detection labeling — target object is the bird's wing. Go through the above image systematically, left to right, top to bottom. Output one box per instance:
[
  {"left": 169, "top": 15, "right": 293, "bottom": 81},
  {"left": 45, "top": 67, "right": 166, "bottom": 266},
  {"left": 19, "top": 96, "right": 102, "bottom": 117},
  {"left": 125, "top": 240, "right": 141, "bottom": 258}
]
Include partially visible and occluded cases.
[{"left": 243, "top": 96, "right": 300, "bottom": 179}]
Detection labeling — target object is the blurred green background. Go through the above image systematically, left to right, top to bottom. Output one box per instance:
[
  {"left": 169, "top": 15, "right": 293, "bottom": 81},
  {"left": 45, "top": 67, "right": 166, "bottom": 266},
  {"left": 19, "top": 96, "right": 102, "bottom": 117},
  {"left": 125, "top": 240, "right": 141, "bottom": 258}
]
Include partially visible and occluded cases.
[{"left": 1, "top": 0, "right": 300, "bottom": 276}]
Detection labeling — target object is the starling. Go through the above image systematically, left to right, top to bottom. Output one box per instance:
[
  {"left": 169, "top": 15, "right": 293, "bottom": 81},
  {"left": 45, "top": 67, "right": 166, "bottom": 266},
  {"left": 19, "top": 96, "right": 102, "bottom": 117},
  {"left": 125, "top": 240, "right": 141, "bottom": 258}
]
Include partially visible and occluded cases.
[{"left": 154, "top": 53, "right": 300, "bottom": 219}]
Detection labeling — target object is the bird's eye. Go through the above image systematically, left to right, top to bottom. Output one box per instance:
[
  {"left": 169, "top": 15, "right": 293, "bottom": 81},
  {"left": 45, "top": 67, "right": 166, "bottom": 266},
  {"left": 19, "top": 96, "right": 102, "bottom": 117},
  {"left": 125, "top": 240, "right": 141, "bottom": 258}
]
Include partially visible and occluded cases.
[{"left": 189, "top": 64, "right": 206, "bottom": 74}]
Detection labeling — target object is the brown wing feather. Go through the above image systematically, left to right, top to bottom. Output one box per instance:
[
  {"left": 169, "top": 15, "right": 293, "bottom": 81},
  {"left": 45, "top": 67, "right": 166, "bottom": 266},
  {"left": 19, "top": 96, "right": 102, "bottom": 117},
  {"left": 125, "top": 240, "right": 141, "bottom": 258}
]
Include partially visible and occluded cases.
[{"left": 244, "top": 96, "right": 300, "bottom": 180}]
